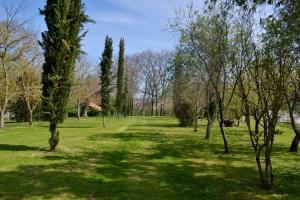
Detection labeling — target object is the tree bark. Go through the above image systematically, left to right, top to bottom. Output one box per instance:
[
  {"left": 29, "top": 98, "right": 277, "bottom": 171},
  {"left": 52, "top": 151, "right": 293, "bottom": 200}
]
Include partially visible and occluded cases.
[
  {"left": 155, "top": 91, "right": 158, "bottom": 116},
  {"left": 151, "top": 95, "right": 154, "bottom": 116},
  {"left": 130, "top": 98, "right": 134, "bottom": 116},
  {"left": 218, "top": 100, "right": 229, "bottom": 153},
  {"left": 288, "top": 101, "right": 300, "bottom": 152},
  {"left": 77, "top": 103, "right": 81, "bottom": 120},
  {"left": 160, "top": 103, "right": 163, "bottom": 116},
  {"left": 29, "top": 110, "right": 33, "bottom": 127},
  {"left": 0, "top": 111, "right": 4, "bottom": 128},
  {"left": 102, "top": 115, "right": 105, "bottom": 127},
  {"left": 194, "top": 115, "right": 198, "bottom": 132},
  {"left": 205, "top": 118, "right": 212, "bottom": 140},
  {"left": 49, "top": 120, "right": 59, "bottom": 151},
  {"left": 219, "top": 121, "right": 229, "bottom": 153},
  {"left": 262, "top": 122, "right": 275, "bottom": 189},
  {"left": 290, "top": 135, "right": 300, "bottom": 152},
  {"left": 263, "top": 142, "right": 273, "bottom": 189},
  {"left": 255, "top": 149, "right": 272, "bottom": 189},
  {"left": 255, "top": 150, "right": 265, "bottom": 188},
  {"left": 263, "top": 154, "right": 273, "bottom": 189}
]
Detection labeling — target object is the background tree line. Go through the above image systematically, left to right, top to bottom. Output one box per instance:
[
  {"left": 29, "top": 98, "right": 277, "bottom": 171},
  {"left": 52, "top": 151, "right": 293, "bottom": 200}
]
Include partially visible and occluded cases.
[
  {"left": 0, "top": 0, "right": 176, "bottom": 129},
  {"left": 1, "top": 0, "right": 299, "bottom": 190},
  {"left": 170, "top": 0, "right": 300, "bottom": 189}
]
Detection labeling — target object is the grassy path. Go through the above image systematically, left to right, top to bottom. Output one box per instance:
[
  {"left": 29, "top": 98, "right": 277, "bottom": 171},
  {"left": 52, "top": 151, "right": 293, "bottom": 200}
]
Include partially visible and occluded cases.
[{"left": 0, "top": 117, "right": 299, "bottom": 199}]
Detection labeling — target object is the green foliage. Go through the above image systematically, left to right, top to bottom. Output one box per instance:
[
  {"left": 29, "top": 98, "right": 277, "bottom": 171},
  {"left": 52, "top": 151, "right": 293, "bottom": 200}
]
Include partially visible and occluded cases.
[
  {"left": 40, "top": 0, "right": 89, "bottom": 150},
  {"left": 208, "top": 0, "right": 276, "bottom": 10},
  {"left": 100, "top": 36, "right": 113, "bottom": 117},
  {"left": 115, "top": 38, "right": 125, "bottom": 114},
  {"left": 172, "top": 51, "right": 185, "bottom": 107},
  {"left": 172, "top": 51, "right": 196, "bottom": 127},
  {"left": 122, "top": 77, "right": 132, "bottom": 116},
  {"left": 10, "top": 97, "right": 28, "bottom": 122},
  {"left": 10, "top": 98, "right": 43, "bottom": 122},
  {"left": 204, "top": 100, "right": 216, "bottom": 120},
  {"left": 174, "top": 102, "right": 195, "bottom": 127},
  {"left": 67, "top": 106, "right": 77, "bottom": 117},
  {"left": 110, "top": 106, "right": 116, "bottom": 116},
  {"left": 88, "top": 107, "right": 100, "bottom": 116}
]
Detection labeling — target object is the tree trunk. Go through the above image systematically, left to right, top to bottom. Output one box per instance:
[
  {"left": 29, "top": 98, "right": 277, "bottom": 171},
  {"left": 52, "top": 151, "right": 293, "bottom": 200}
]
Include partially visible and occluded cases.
[
  {"left": 155, "top": 92, "right": 158, "bottom": 116},
  {"left": 151, "top": 96, "right": 154, "bottom": 116},
  {"left": 130, "top": 98, "right": 134, "bottom": 116},
  {"left": 218, "top": 100, "right": 229, "bottom": 153},
  {"left": 288, "top": 101, "right": 300, "bottom": 152},
  {"left": 77, "top": 103, "right": 81, "bottom": 120},
  {"left": 160, "top": 103, "right": 163, "bottom": 116},
  {"left": 194, "top": 103, "right": 198, "bottom": 132},
  {"left": 83, "top": 104, "right": 88, "bottom": 117},
  {"left": 205, "top": 104, "right": 212, "bottom": 140},
  {"left": 29, "top": 110, "right": 33, "bottom": 127},
  {"left": 0, "top": 111, "right": 4, "bottom": 128},
  {"left": 102, "top": 115, "right": 105, "bottom": 127},
  {"left": 194, "top": 115, "right": 198, "bottom": 132},
  {"left": 237, "top": 117, "right": 240, "bottom": 126},
  {"left": 205, "top": 118, "right": 212, "bottom": 140},
  {"left": 49, "top": 120, "right": 59, "bottom": 151},
  {"left": 219, "top": 121, "right": 229, "bottom": 153},
  {"left": 262, "top": 123, "right": 274, "bottom": 189},
  {"left": 290, "top": 134, "right": 300, "bottom": 152},
  {"left": 254, "top": 135, "right": 273, "bottom": 189},
  {"left": 254, "top": 140, "right": 273, "bottom": 190},
  {"left": 263, "top": 147, "right": 273, "bottom": 189},
  {"left": 255, "top": 151, "right": 265, "bottom": 188}
]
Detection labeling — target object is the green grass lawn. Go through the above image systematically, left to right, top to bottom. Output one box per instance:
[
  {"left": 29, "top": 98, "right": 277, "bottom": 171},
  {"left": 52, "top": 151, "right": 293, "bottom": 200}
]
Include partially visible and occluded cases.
[{"left": 0, "top": 117, "right": 299, "bottom": 200}]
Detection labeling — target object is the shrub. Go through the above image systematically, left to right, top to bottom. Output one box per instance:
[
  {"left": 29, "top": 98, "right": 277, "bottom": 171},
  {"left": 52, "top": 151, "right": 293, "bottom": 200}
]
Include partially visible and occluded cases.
[
  {"left": 10, "top": 97, "right": 43, "bottom": 122},
  {"left": 174, "top": 102, "right": 195, "bottom": 127},
  {"left": 67, "top": 106, "right": 77, "bottom": 117},
  {"left": 110, "top": 106, "right": 116, "bottom": 116},
  {"left": 88, "top": 107, "right": 100, "bottom": 116}
]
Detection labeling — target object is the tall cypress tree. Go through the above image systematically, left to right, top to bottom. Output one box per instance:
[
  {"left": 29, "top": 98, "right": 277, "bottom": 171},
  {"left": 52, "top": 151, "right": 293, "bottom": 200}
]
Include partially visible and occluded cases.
[
  {"left": 40, "top": 0, "right": 89, "bottom": 151},
  {"left": 100, "top": 36, "right": 113, "bottom": 127},
  {"left": 115, "top": 38, "right": 125, "bottom": 117}
]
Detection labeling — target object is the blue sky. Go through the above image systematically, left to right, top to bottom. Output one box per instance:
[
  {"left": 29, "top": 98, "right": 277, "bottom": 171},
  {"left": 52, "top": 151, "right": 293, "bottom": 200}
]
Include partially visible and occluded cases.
[{"left": 9, "top": 0, "right": 203, "bottom": 61}]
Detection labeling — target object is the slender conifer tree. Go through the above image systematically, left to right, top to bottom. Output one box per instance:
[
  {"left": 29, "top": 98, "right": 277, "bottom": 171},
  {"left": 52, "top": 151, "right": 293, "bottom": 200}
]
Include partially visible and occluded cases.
[
  {"left": 40, "top": 0, "right": 89, "bottom": 151},
  {"left": 100, "top": 36, "right": 113, "bottom": 127},
  {"left": 116, "top": 38, "right": 125, "bottom": 117}
]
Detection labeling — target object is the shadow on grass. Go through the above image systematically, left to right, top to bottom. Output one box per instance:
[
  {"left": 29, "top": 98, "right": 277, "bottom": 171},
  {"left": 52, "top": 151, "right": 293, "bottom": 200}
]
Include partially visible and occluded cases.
[
  {"left": 0, "top": 119, "right": 299, "bottom": 199},
  {"left": 133, "top": 123, "right": 180, "bottom": 128},
  {"left": 35, "top": 124, "right": 94, "bottom": 129},
  {"left": 89, "top": 131, "right": 168, "bottom": 143},
  {"left": 0, "top": 144, "right": 40, "bottom": 151},
  {"left": 0, "top": 147, "right": 297, "bottom": 200}
]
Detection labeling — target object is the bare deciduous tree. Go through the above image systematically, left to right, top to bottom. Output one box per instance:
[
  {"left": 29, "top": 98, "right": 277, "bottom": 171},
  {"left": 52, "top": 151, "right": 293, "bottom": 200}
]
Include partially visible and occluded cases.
[
  {"left": 0, "top": 0, "right": 34, "bottom": 128},
  {"left": 136, "top": 50, "right": 173, "bottom": 116},
  {"left": 70, "top": 56, "right": 97, "bottom": 120}
]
